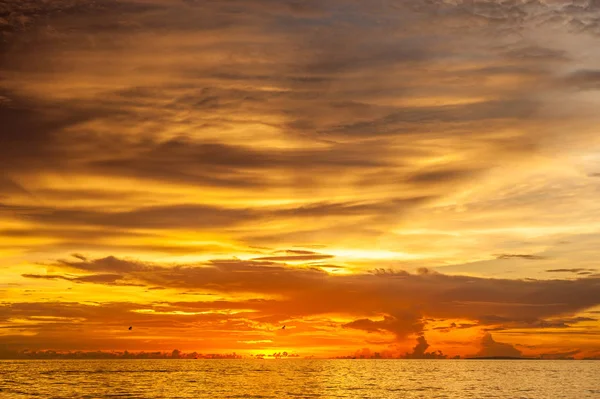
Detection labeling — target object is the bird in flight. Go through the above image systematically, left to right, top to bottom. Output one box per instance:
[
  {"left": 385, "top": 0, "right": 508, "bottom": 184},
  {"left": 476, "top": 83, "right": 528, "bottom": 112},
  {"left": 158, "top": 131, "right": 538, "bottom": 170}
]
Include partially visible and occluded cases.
[
  {"left": 282, "top": 325, "right": 286, "bottom": 330},
  {"left": 128, "top": 326, "right": 132, "bottom": 330}
]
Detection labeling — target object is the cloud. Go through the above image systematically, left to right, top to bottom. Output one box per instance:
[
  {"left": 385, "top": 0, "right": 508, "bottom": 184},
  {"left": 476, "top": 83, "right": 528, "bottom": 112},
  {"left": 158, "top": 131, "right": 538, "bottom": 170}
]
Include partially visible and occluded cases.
[
  {"left": 502, "top": 45, "right": 570, "bottom": 63},
  {"left": 565, "top": 70, "right": 600, "bottom": 90},
  {"left": 0, "top": 176, "right": 35, "bottom": 199},
  {"left": 9, "top": 196, "right": 431, "bottom": 233},
  {"left": 27, "top": 204, "right": 256, "bottom": 230},
  {"left": 71, "top": 253, "right": 88, "bottom": 262},
  {"left": 251, "top": 254, "right": 333, "bottom": 262},
  {"left": 496, "top": 254, "right": 547, "bottom": 260},
  {"left": 4, "top": 255, "right": 600, "bottom": 353},
  {"left": 40, "top": 255, "right": 600, "bottom": 333},
  {"left": 57, "top": 255, "right": 152, "bottom": 273},
  {"left": 546, "top": 268, "right": 597, "bottom": 273},
  {"left": 21, "top": 273, "right": 142, "bottom": 286},
  {"left": 343, "top": 310, "right": 424, "bottom": 340},
  {"left": 432, "top": 321, "right": 478, "bottom": 332},
  {"left": 474, "top": 333, "right": 522, "bottom": 358},
  {"left": 403, "top": 335, "right": 447, "bottom": 359},
  {"left": 0, "top": 348, "right": 243, "bottom": 360},
  {"left": 539, "top": 349, "right": 581, "bottom": 360}
]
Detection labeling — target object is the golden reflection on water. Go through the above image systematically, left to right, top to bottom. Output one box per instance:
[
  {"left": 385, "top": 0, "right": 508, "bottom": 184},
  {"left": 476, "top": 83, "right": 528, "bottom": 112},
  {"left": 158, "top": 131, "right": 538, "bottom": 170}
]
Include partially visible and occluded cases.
[{"left": 1, "top": 359, "right": 599, "bottom": 398}]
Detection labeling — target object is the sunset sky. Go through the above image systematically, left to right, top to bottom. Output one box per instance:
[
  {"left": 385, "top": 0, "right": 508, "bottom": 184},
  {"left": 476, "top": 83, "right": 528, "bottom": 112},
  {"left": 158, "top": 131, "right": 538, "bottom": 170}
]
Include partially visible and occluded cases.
[{"left": 2, "top": 0, "right": 600, "bottom": 359}]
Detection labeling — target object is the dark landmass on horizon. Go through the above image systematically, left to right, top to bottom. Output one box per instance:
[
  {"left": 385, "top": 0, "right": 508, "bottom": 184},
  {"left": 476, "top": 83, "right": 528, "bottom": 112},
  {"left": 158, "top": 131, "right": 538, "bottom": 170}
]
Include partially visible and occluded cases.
[{"left": 2, "top": 350, "right": 599, "bottom": 361}]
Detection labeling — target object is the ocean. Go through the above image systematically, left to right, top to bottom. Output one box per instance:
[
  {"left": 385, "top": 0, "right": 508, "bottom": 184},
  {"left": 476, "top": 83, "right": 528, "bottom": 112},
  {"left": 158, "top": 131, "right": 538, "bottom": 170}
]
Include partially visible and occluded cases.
[{"left": 1, "top": 359, "right": 599, "bottom": 398}]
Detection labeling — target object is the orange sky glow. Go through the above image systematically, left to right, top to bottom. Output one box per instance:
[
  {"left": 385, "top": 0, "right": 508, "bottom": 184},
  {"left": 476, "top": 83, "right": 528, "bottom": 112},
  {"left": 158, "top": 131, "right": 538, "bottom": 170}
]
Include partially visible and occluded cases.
[{"left": 1, "top": 0, "right": 600, "bottom": 359}]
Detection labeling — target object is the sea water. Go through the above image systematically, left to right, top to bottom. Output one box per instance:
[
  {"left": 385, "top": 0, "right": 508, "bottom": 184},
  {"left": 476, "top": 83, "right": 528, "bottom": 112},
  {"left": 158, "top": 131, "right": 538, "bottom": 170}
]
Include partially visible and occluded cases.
[{"left": 1, "top": 359, "right": 599, "bottom": 398}]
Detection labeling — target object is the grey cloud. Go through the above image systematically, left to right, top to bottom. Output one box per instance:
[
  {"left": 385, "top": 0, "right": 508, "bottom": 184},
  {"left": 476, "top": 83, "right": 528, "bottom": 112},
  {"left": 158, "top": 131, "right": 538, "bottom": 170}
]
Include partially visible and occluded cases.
[
  {"left": 0, "top": 0, "right": 165, "bottom": 40},
  {"left": 425, "top": 0, "right": 600, "bottom": 31},
  {"left": 501, "top": 45, "right": 570, "bottom": 62},
  {"left": 564, "top": 69, "right": 600, "bottom": 90},
  {"left": 0, "top": 91, "right": 137, "bottom": 175},
  {"left": 323, "top": 100, "right": 539, "bottom": 138},
  {"left": 87, "top": 137, "right": 393, "bottom": 188},
  {"left": 408, "top": 168, "right": 477, "bottom": 185},
  {"left": 0, "top": 176, "right": 34, "bottom": 199},
  {"left": 14, "top": 196, "right": 431, "bottom": 230},
  {"left": 276, "top": 197, "right": 434, "bottom": 218},
  {"left": 24, "top": 204, "right": 255, "bottom": 230},
  {"left": 0, "top": 227, "right": 152, "bottom": 240},
  {"left": 281, "top": 249, "right": 320, "bottom": 255},
  {"left": 71, "top": 253, "right": 87, "bottom": 262},
  {"left": 251, "top": 254, "right": 334, "bottom": 262},
  {"left": 497, "top": 254, "right": 547, "bottom": 260},
  {"left": 58, "top": 255, "right": 152, "bottom": 274},
  {"left": 546, "top": 268, "right": 597, "bottom": 273},
  {"left": 21, "top": 273, "right": 140, "bottom": 286},
  {"left": 343, "top": 310, "right": 425, "bottom": 341},
  {"left": 499, "top": 316, "right": 596, "bottom": 330},
  {"left": 433, "top": 322, "right": 478, "bottom": 332},
  {"left": 473, "top": 333, "right": 522, "bottom": 358},
  {"left": 402, "top": 335, "right": 447, "bottom": 359},
  {"left": 540, "top": 349, "right": 581, "bottom": 360}
]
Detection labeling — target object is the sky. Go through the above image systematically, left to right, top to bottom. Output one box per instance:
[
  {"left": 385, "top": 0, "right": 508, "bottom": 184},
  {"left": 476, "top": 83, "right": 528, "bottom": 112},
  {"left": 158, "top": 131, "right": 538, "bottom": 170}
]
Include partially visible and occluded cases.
[{"left": 1, "top": 0, "right": 600, "bottom": 359}]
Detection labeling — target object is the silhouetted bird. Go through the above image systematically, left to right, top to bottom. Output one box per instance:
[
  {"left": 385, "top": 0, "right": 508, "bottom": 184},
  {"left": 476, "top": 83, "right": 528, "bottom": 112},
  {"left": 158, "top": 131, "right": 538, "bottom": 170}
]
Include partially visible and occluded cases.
[
  {"left": 282, "top": 325, "right": 286, "bottom": 330},
  {"left": 128, "top": 326, "right": 132, "bottom": 330}
]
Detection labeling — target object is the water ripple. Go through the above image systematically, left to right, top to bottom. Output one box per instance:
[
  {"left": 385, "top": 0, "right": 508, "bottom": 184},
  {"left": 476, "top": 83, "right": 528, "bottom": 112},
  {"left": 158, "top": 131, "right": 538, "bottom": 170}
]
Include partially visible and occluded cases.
[{"left": 1, "top": 359, "right": 598, "bottom": 398}]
